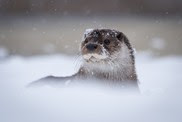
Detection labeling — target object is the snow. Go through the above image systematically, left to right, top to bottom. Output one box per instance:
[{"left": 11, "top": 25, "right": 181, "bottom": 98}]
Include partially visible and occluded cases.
[
  {"left": 84, "top": 28, "right": 94, "bottom": 38},
  {"left": 0, "top": 46, "right": 9, "bottom": 59},
  {"left": 0, "top": 53, "right": 182, "bottom": 122}
]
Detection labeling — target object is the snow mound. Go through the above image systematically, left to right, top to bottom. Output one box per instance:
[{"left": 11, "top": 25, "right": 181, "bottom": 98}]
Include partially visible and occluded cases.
[{"left": 0, "top": 53, "right": 182, "bottom": 122}]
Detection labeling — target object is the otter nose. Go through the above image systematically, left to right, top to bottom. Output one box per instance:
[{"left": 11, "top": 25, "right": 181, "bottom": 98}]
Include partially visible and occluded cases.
[{"left": 86, "top": 44, "right": 98, "bottom": 51}]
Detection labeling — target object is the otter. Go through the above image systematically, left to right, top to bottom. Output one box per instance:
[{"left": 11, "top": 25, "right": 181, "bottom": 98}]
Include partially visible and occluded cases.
[{"left": 30, "top": 29, "right": 138, "bottom": 89}]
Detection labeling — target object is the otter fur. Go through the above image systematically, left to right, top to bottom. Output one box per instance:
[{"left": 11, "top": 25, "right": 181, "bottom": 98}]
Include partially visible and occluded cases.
[{"left": 30, "top": 29, "right": 138, "bottom": 89}]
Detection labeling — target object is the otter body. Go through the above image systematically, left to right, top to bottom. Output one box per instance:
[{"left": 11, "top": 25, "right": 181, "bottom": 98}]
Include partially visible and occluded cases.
[{"left": 30, "top": 29, "right": 138, "bottom": 89}]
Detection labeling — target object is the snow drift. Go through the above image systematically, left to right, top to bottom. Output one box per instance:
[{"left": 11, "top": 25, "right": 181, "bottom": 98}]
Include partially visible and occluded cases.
[{"left": 0, "top": 52, "right": 182, "bottom": 122}]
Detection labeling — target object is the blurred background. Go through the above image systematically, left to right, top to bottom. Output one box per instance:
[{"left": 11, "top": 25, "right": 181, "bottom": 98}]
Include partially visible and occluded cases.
[
  {"left": 0, "top": 0, "right": 182, "bottom": 58},
  {"left": 0, "top": 2, "right": 182, "bottom": 121}
]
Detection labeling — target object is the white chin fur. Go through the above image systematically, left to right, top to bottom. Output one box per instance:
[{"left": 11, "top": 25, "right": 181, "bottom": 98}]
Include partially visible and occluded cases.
[{"left": 83, "top": 53, "right": 107, "bottom": 61}]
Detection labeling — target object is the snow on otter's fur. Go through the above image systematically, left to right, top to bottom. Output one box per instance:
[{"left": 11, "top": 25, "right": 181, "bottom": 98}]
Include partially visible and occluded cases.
[
  {"left": 30, "top": 29, "right": 138, "bottom": 90},
  {"left": 78, "top": 29, "right": 138, "bottom": 88}
]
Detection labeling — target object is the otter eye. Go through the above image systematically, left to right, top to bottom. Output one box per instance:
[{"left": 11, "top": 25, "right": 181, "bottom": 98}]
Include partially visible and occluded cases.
[{"left": 104, "top": 39, "right": 110, "bottom": 45}]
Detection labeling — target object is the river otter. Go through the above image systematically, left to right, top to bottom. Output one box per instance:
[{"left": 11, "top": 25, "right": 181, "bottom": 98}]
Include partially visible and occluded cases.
[{"left": 30, "top": 29, "right": 138, "bottom": 89}]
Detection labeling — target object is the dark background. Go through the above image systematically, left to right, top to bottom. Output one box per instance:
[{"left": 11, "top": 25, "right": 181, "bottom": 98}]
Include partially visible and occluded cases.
[
  {"left": 0, "top": 0, "right": 182, "bottom": 57},
  {"left": 1, "top": 0, "right": 182, "bottom": 16}
]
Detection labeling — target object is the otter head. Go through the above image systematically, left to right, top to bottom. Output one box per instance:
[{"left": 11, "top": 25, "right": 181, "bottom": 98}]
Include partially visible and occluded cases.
[{"left": 81, "top": 29, "right": 132, "bottom": 64}]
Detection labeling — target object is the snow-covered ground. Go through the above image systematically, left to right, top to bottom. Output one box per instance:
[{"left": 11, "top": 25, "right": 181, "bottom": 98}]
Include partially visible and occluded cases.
[{"left": 0, "top": 53, "right": 182, "bottom": 122}]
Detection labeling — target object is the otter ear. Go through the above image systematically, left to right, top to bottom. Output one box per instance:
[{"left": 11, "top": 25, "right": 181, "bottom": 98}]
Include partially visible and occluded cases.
[{"left": 116, "top": 32, "right": 123, "bottom": 41}]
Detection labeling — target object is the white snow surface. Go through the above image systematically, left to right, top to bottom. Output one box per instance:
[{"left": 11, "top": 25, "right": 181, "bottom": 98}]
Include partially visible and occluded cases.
[
  {"left": 0, "top": 46, "right": 9, "bottom": 58},
  {"left": 0, "top": 52, "right": 182, "bottom": 122}
]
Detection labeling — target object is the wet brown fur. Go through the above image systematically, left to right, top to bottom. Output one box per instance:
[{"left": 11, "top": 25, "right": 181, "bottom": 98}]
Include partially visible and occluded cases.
[{"left": 30, "top": 29, "right": 138, "bottom": 89}]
